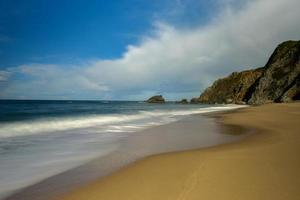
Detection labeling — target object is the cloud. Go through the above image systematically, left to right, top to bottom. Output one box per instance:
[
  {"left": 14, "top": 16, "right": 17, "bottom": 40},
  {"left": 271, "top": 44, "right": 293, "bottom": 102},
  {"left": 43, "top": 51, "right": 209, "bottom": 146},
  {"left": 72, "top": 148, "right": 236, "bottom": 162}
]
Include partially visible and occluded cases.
[
  {"left": 1, "top": 0, "right": 300, "bottom": 100},
  {"left": 0, "top": 64, "right": 110, "bottom": 99},
  {"left": 0, "top": 70, "right": 11, "bottom": 81}
]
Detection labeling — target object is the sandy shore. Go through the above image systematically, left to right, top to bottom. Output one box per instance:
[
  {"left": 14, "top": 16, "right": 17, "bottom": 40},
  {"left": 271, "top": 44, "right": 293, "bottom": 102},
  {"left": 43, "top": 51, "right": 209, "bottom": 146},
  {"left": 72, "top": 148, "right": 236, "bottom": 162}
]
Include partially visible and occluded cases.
[
  {"left": 59, "top": 103, "right": 300, "bottom": 200},
  {"left": 5, "top": 107, "right": 243, "bottom": 200}
]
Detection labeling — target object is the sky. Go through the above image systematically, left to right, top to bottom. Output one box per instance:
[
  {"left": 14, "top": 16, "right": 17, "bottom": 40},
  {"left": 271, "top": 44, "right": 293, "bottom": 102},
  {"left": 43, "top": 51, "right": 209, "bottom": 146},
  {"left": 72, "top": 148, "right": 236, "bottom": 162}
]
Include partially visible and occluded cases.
[{"left": 0, "top": 0, "right": 299, "bottom": 100}]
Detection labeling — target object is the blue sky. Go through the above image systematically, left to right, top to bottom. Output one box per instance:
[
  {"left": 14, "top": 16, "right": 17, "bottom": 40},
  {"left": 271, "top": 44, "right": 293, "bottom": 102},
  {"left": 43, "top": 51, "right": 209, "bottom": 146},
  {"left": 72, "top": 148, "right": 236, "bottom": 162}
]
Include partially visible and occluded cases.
[
  {"left": 0, "top": 0, "right": 299, "bottom": 100},
  {"left": 0, "top": 0, "right": 214, "bottom": 67}
]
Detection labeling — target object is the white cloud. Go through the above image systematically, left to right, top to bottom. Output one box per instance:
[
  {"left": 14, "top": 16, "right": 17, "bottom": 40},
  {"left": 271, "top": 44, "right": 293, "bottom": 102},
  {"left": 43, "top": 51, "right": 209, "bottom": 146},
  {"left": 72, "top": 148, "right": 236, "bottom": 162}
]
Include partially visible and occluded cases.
[
  {"left": 1, "top": 0, "right": 300, "bottom": 100},
  {"left": 0, "top": 70, "right": 11, "bottom": 81}
]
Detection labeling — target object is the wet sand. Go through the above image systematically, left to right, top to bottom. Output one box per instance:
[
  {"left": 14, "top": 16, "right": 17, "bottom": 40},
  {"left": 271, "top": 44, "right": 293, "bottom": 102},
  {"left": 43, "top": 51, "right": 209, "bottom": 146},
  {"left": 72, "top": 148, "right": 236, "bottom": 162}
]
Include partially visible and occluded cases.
[
  {"left": 59, "top": 103, "right": 300, "bottom": 200},
  {"left": 5, "top": 111, "right": 245, "bottom": 200}
]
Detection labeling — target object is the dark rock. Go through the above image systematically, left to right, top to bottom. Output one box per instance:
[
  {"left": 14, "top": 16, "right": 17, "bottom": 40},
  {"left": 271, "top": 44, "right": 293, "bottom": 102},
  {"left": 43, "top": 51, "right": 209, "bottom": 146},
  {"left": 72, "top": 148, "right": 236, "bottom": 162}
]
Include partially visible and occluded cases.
[
  {"left": 198, "top": 40, "right": 300, "bottom": 105},
  {"left": 248, "top": 41, "right": 300, "bottom": 104},
  {"left": 198, "top": 67, "right": 263, "bottom": 104},
  {"left": 280, "top": 77, "right": 300, "bottom": 102},
  {"left": 146, "top": 95, "right": 165, "bottom": 103},
  {"left": 190, "top": 97, "right": 200, "bottom": 104},
  {"left": 176, "top": 99, "right": 189, "bottom": 104}
]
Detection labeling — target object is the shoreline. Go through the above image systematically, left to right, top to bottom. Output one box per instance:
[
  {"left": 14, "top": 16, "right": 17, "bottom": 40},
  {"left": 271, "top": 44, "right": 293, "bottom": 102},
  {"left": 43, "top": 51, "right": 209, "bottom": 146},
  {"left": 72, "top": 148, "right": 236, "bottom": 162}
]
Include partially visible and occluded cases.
[
  {"left": 59, "top": 103, "right": 300, "bottom": 200},
  {"left": 4, "top": 106, "right": 247, "bottom": 200}
]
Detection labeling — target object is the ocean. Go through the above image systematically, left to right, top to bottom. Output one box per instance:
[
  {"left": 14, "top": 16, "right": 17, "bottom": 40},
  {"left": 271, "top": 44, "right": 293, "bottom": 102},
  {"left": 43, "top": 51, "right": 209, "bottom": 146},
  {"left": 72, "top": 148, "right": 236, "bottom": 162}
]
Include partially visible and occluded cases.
[{"left": 0, "top": 100, "right": 244, "bottom": 199}]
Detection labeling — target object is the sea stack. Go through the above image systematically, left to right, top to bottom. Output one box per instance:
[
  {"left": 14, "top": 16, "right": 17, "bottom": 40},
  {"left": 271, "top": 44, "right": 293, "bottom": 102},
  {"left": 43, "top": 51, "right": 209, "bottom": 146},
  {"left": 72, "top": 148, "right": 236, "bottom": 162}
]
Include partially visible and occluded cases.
[
  {"left": 146, "top": 95, "right": 165, "bottom": 103},
  {"left": 176, "top": 99, "right": 189, "bottom": 104}
]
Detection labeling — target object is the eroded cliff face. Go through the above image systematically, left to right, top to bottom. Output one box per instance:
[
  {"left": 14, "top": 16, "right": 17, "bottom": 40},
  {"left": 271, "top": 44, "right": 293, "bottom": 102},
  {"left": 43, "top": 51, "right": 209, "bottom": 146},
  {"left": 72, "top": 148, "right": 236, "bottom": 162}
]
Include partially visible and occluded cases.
[
  {"left": 197, "top": 40, "right": 300, "bottom": 104},
  {"left": 248, "top": 41, "right": 300, "bottom": 104},
  {"left": 198, "top": 68, "right": 263, "bottom": 104}
]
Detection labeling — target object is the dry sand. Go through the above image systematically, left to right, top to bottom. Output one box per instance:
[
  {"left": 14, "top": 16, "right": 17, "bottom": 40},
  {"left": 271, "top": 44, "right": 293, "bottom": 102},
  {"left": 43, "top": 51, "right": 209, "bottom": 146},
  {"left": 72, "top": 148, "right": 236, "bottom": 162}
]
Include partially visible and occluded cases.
[{"left": 59, "top": 103, "right": 300, "bottom": 200}]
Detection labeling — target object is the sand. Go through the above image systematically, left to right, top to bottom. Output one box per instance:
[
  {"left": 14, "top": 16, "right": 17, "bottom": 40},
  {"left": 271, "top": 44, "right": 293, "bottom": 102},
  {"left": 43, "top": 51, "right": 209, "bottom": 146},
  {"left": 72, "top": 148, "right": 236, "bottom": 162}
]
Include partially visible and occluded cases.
[
  {"left": 59, "top": 103, "right": 300, "bottom": 200},
  {"left": 5, "top": 113, "right": 243, "bottom": 200}
]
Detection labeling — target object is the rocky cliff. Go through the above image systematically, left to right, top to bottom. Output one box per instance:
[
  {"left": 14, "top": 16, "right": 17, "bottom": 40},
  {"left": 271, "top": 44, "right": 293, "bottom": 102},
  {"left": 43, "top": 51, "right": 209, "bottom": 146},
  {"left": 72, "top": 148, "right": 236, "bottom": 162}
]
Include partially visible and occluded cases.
[
  {"left": 197, "top": 40, "right": 300, "bottom": 104},
  {"left": 248, "top": 41, "right": 300, "bottom": 104},
  {"left": 198, "top": 68, "right": 264, "bottom": 104}
]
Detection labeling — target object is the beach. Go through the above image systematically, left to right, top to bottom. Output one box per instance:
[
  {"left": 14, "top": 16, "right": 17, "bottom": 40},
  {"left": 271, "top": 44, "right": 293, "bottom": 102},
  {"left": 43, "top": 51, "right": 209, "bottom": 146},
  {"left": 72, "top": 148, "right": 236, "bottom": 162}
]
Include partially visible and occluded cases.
[
  {"left": 1, "top": 1, "right": 299, "bottom": 199},
  {"left": 1, "top": 102, "right": 244, "bottom": 200},
  {"left": 59, "top": 102, "right": 300, "bottom": 200}
]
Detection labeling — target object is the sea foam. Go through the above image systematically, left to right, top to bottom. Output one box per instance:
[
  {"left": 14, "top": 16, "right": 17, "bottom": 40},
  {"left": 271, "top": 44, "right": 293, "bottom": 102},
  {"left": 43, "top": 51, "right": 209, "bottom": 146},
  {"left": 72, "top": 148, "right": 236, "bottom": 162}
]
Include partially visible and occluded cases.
[{"left": 0, "top": 105, "right": 245, "bottom": 139}]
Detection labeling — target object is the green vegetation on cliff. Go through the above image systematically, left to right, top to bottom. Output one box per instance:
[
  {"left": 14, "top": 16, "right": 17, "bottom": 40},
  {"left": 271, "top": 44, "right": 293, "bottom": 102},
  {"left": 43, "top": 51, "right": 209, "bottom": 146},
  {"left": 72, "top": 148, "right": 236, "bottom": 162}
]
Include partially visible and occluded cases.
[
  {"left": 196, "top": 40, "right": 300, "bottom": 104},
  {"left": 198, "top": 68, "right": 263, "bottom": 104}
]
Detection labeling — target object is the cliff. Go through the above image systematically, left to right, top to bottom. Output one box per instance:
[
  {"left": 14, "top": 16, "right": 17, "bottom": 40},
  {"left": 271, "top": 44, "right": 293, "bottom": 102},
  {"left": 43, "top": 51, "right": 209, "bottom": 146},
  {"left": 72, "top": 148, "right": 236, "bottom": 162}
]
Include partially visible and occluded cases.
[
  {"left": 197, "top": 40, "right": 300, "bottom": 104},
  {"left": 248, "top": 41, "right": 300, "bottom": 104},
  {"left": 198, "top": 68, "right": 263, "bottom": 104}
]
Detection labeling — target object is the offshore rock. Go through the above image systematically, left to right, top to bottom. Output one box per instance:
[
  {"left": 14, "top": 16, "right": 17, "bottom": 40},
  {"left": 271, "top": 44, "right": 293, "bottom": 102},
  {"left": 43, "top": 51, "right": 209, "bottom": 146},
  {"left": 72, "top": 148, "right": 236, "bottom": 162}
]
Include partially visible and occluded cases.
[
  {"left": 146, "top": 95, "right": 165, "bottom": 103},
  {"left": 176, "top": 99, "right": 189, "bottom": 104}
]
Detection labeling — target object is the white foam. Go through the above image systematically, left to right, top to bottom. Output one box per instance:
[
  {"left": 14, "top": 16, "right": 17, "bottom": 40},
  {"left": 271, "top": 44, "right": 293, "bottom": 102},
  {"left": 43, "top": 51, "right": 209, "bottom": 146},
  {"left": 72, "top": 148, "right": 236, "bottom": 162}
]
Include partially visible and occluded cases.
[
  {"left": 0, "top": 104, "right": 246, "bottom": 139},
  {"left": 0, "top": 104, "right": 247, "bottom": 199}
]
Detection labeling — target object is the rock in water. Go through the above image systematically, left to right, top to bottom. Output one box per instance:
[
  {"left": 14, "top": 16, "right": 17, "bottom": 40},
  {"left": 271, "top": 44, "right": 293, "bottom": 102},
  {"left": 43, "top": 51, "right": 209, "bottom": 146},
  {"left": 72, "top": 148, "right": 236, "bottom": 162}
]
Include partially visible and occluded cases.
[
  {"left": 248, "top": 41, "right": 300, "bottom": 104},
  {"left": 146, "top": 95, "right": 165, "bottom": 103},
  {"left": 190, "top": 98, "right": 200, "bottom": 104},
  {"left": 176, "top": 99, "right": 189, "bottom": 104}
]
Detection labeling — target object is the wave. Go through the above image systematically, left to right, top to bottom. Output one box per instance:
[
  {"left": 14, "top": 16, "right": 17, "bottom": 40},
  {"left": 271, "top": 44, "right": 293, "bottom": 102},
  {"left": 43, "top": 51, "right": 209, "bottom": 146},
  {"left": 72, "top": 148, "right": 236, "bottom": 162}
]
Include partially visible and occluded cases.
[{"left": 0, "top": 105, "right": 246, "bottom": 139}]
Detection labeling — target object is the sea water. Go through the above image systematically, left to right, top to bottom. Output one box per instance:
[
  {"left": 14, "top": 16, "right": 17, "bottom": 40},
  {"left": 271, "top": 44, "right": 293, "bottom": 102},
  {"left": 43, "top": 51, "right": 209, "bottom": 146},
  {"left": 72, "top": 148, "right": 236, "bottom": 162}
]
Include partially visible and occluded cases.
[{"left": 0, "top": 100, "right": 244, "bottom": 198}]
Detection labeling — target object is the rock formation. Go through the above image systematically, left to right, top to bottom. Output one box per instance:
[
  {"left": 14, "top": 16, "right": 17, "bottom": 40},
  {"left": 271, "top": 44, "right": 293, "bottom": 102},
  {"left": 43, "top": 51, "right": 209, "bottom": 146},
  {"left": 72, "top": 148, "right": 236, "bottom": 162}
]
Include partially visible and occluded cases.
[
  {"left": 195, "top": 40, "right": 300, "bottom": 104},
  {"left": 248, "top": 41, "right": 300, "bottom": 104},
  {"left": 198, "top": 68, "right": 263, "bottom": 104},
  {"left": 146, "top": 95, "right": 165, "bottom": 103},
  {"left": 190, "top": 98, "right": 200, "bottom": 104},
  {"left": 176, "top": 99, "right": 189, "bottom": 104}
]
